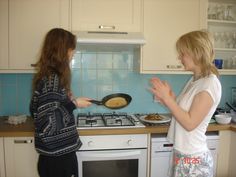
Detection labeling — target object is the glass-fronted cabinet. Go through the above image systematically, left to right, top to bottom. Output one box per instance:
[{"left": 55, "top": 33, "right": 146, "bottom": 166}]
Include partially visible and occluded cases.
[{"left": 208, "top": 0, "right": 236, "bottom": 74}]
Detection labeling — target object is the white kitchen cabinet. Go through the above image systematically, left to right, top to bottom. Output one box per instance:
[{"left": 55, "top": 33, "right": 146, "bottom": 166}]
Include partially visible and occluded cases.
[
  {"left": 0, "top": 0, "right": 8, "bottom": 69},
  {"left": 1, "top": 0, "right": 70, "bottom": 72},
  {"left": 71, "top": 0, "right": 142, "bottom": 32},
  {"left": 139, "top": 0, "right": 207, "bottom": 74},
  {"left": 208, "top": 0, "right": 236, "bottom": 75},
  {"left": 217, "top": 130, "right": 231, "bottom": 177},
  {"left": 229, "top": 131, "right": 236, "bottom": 177},
  {"left": 4, "top": 137, "right": 39, "bottom": 177},
  {"left": 0, "top": 138, "right": 5, "bottom": 177}
]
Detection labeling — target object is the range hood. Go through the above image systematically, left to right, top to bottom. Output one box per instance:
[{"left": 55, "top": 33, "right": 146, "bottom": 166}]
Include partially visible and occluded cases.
[{"left": 76, "top": 31, "right": 146, "bottom": 45}]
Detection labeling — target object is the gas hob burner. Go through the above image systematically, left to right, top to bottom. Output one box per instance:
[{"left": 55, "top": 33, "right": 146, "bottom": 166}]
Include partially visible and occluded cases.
[
  {"left": 77, "top": 112, "right": 145, "bottom": 129},
  {"left": 103, "top": 112, "right": 135, "bottom": 127},
  {"left": 77, "top": 113, "right": 104, "bottom": 128}
]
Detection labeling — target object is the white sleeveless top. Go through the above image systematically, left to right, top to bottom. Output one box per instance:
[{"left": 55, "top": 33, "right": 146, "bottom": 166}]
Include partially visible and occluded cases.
[{"left": 167, "top": 74, "right": 222, "bottom": 154}]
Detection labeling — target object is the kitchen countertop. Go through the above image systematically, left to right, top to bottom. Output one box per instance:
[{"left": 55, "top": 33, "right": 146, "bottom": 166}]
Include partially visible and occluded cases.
[{"left": 0, "top": 117, "right": 236, "bottom": 137}]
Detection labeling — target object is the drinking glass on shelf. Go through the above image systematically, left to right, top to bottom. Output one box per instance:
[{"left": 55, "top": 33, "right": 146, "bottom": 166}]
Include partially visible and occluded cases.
[
  {"left": 208, "top": 3, "right": 217, "bottom": 19},
  {"left": 216, "top": 4, "right": 224, "bottom": 20},
  {"left": 223, "top": 5, "right": 229, "bottom": 20},
  {"left": 224, "top": 5, "right": 234, "bottom": 21},
  {"left": 213, "top": 32, "right": 220, "bottom": 48},
  {"left": 219, "top": 32, "right": 227, "bottom": 48},
  {"left": 225, "top": 32, "right": 233, "bottom": 48},
  {"left": 233, "top": 32, "right": 236, "bottom": 48},
  {"left": 232, "top": 56, "right": 236, "bottom": 69},
  {"left": 223, "top": 59, "right": 229, "bottom": 69},
  {"left": 224, "top": 59, "right": 232, "bottom": 69}
]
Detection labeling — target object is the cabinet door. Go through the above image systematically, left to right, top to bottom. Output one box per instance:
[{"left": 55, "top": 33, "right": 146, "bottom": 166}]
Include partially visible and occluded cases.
[
  {"left": 0, "top": 0, "right": 8, "bottom": 69},
  {"left": 9, "top": 0, "right": 69, "bottom": 70},
  {"left": 71, "top": 0, "right": 142, "bottom": 32},
  {"left": 140, "top": 0, "right": 207, "bottom": 73},
  {"left": 229, "top": 131, "right": 236, "bottom": 177},
  {"left": 4, "top": 137, "right": 39, "bottom": 177},
  {"left": 0, "top": 138, "right": 5, "bottom": 177}
]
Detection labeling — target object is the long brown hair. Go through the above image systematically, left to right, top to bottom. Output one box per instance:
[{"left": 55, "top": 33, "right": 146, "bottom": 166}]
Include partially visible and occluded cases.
[
  {"left": 32, "top": 28, "right": 76, "bottom": 93},
  {"left": 176, "top": 30, "right": 219, "bottom": 77}
]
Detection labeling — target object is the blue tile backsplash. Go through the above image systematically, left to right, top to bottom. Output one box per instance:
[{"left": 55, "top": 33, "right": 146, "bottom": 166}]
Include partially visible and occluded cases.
[{"left": 0, "top": 51, "right": 236, "bottom": 116}]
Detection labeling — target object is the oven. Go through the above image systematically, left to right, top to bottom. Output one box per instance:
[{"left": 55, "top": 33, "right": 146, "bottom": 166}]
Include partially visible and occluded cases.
[
  {"left": 76, "top": 112, "right": 147, "bottom": 177},
  {"left": 77, "top": 134, "right": 147, "bottom": 177}
]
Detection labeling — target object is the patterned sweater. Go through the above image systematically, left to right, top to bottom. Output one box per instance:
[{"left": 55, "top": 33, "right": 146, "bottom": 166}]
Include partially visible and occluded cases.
[{"left": 30, "top": 73, "right": 82, "bottom": 156}]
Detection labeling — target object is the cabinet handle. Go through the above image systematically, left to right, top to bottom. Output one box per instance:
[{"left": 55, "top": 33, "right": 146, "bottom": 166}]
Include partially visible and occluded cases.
[
  {"left": 99, "top": 25, "right": 115, "bottom": 30},
  {"left": 31, "top": 64, "right": 37, "bottom": 67},
  {"left": 166, "top": 65, "right": 182, "bottom": 69},
  {"left": 127, "top": 139, "right": 133, "bottom": 146},
  {"left": 14, "top": 140, "right": 33, "bottom": 144},
  {"left": 88, "top": 141, "right": 94, "bottom": 147}
]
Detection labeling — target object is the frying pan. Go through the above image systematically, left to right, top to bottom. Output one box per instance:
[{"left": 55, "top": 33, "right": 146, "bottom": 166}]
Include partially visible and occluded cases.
[{"left": 90, "top": 93, "right": 132, "bottom": 109}]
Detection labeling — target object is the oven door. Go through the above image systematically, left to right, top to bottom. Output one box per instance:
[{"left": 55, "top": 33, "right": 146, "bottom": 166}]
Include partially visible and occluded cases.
[{"left": 77, "top": 149, "right": 147, "bottom": 177}]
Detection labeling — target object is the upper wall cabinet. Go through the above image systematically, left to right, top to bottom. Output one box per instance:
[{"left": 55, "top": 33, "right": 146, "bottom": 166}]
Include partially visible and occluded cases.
[
  {"left": 0, "top": 0, "right": 70, "bottom": 72},
  {"left": 0, "top": 0, "right": 8, "bottom": 70},
  {"left": 9, "top": 0, "right": 69, "bottom": 71},
  {"left": 71, "top": 0, "right": 142, "bottom": 32},
  {"left": 139, "top": 0, "right": 207, "bottom": 74},
  {"left": 208, "top": 0, "right": 236, "bottom": 75}
]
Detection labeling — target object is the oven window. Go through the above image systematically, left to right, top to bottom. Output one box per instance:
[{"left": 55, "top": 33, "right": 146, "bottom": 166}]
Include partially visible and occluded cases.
[{"left": 82, "top": 159, "right": 138, "bottom": 177}]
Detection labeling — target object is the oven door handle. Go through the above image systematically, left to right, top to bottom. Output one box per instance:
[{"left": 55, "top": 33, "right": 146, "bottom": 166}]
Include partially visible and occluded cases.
[{"left": 79, "top": 150, "right": 142, "bottom": 158}]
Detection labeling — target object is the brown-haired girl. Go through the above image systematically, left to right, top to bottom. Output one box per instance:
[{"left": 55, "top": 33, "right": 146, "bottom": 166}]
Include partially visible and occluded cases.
[{"left": 30, "top": 28, "right": 91, "bottom": 177}]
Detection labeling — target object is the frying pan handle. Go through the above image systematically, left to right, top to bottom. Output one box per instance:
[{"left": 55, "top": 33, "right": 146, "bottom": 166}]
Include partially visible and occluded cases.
[{"left": 90, "top": 100, "right": 103, "bottom": 105}]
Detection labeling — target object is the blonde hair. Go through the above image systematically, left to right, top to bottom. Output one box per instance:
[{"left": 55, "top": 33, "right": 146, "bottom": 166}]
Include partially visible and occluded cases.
[{"left": 176, "top": 30, "right": 219, "bottom": 77}]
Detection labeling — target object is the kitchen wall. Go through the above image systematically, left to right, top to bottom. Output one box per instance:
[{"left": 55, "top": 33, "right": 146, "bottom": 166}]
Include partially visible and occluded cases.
[{"left": 0, "top": 51, "right": 235, "bottom": 116}]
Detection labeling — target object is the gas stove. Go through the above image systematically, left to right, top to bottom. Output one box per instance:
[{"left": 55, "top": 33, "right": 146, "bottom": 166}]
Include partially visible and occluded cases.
[{"left": 76, "top": 112, "right": 145, "bottom": 129}]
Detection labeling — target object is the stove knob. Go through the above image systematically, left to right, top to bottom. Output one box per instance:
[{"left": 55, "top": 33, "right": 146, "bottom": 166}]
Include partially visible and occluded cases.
[
  {"left": 127, "top": 139, "right": 133, "bottom": 146},
  {"left": 88, "top": 141, "right": 94, "bottom": 147}
]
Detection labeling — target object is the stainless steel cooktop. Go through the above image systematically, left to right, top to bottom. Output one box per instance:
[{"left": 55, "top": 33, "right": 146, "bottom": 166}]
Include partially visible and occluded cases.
[{"left": 77, "top": 112, "right": 145, "bottom": 129}]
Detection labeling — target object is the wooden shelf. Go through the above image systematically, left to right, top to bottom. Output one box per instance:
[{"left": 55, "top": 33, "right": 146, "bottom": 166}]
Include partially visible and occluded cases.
[
  {"left": 208, "top": 19, "right": 236, "bottom": 25},
  {"left": 215, "top": 48, "right": 236, "bottom": 52},
  {"left": 219, "top": 69, "right": 236, "bottom": 75}
]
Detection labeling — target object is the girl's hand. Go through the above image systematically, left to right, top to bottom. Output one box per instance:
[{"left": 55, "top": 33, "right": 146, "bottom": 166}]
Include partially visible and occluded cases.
[
  {"left": 149, "top": 77, "right": 175, "bottom": 105},
  {"left": 162, "top": 80, "right": 176, "bottom": 100},
  {"left": 68, "top": 91, "right": 74, "bottom": 100},
  {"left": 74, "top": 97, "right": 92, "bottom": 108}
]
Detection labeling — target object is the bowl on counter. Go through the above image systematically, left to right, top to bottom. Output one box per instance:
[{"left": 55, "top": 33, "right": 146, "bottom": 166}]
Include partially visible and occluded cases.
[{"left": 215, "top": 114, "right": 232, "bottom": 124}]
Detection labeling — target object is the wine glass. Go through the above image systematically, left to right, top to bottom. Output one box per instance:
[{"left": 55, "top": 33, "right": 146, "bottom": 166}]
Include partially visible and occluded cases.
[
  {"left": 208, "top": 3, "right": 217, "bottom": 19},
  {"left": 216, "top": 4, "right": 224, "bottom": 20},
  {"left": 225, "top": 5, "right": 234, "bottom": 21},
  {"left": 213, "top": 32, "right": 220, "bottom": 48},
  {"left": 219, "top": 32, "right": 227, "bottom": 48},
  {"left": 225, "top": 32, "right": 232, "bottom": 48},
  {"left": 233, "top": 32, "right": 236, "bottom": 48}
]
